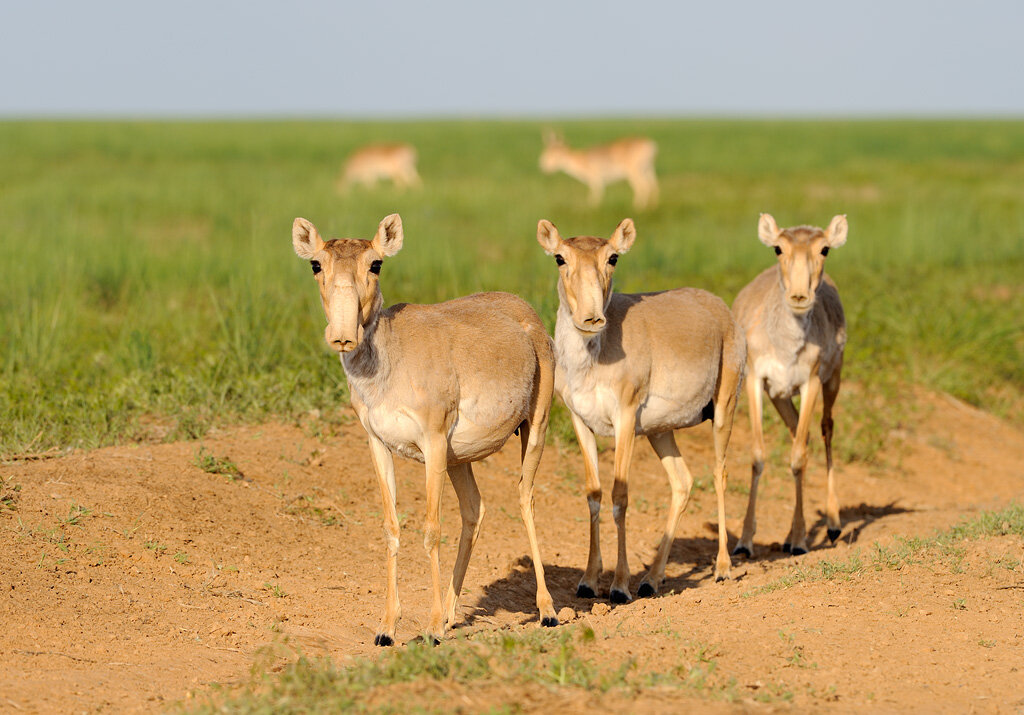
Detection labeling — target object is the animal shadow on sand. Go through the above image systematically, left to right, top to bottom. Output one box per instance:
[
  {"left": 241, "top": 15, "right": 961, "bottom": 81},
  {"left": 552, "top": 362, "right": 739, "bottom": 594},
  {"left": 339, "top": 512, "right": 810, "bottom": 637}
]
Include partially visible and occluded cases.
[
  {"left": 719, "top": 499, "right": 913, "bottom": 568},
  {"left": 654, "top": 500, "right": 913, "bottom": 597},
  {"left": 812, "top": 500, "right": 912, "bottom": 546},
  {"left": 451, "top": 501, "right": 912, "bottom": 629},
  {"left": 454, "top": 540, "right": 722, "bottom": 631},
  {"left": 453, "top": 559, "right": 584, "bottom": 630}
]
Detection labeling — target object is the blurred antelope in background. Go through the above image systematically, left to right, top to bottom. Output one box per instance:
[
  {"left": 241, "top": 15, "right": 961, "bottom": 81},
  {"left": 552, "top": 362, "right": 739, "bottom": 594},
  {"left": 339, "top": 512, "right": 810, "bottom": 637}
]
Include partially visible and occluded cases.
[
  {"left": 539, "top": 132, "right": 659, "bottom": 209},
  {"left": 337, "top": 143, "right": 421, "bottom": 192},
  {"left": 292, "top": 214, "right": 559, "bottom": 644},
  {"left": 732, "top": 214, "right": 848, "bottom": 557},
  {"left": 537, "top": 218, "right": 744, "bottom": 603}
]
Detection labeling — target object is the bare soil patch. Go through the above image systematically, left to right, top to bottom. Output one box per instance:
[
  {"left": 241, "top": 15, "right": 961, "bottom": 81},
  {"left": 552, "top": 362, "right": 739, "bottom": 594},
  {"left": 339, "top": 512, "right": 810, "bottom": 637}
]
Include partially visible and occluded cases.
[{"left": 2, "top": 388, "right": 1023, "bottom": 712}]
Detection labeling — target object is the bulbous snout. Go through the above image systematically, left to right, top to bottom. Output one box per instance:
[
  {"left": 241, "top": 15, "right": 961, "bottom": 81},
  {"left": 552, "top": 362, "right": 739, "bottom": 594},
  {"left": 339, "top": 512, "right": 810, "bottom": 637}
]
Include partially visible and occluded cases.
[
  {"left": 783, "top": 258, "right": 817, "bottom": 314},
  {"left": 565, "top": 270, "right": 610, "bottom": 335},
  {"left": 324, "top": 285, "right": 361, "bottom": 353},
  {"left": 786, "top": 291, "right": 814, "bottom": 313},
  {"left": 574, "top": 313, "right": 607, "bottom": 333},
  {"left": 325, "top": 324, "right": 360, "bottom": 353},
  {"left": 327, "top": 332, "right": 358, "bottom": 353}
]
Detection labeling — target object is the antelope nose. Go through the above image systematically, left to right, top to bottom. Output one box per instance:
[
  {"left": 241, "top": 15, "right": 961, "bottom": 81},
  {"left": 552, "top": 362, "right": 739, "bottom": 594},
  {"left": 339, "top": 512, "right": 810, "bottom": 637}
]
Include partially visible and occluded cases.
[
  {"left": 790, "top": 292, "right": 809, "bottom": 305},
  {"left": 583, "top": 316, "right": 606, "bottom": 329},
  {"left": 331, "top": 338, "right": 357, "bottom": 353}
]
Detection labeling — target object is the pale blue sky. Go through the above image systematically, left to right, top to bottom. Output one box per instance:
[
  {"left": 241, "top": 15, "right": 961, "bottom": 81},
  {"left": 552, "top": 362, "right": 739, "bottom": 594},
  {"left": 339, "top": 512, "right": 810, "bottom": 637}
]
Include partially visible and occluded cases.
[{"left": 2, "top": 1, "right": 1021, "bottom": 117}]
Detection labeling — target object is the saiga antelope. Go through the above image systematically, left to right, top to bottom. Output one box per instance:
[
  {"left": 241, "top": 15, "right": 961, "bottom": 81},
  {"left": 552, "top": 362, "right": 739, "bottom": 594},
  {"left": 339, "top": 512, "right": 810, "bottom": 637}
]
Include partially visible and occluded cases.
[
  {"left": 539, "top": 133, "right": 659, "bottom": 209},
  {"left": 337, "top": 143, "right": 421, "bottom": 192},
  {"left": 292, "top": 214, "right": 559, "bottom": 644},
  {"left": 731, "top": 214, "right": 848, "bottom": 557},
  {"left": 537, "top": 218, "right": 745, "bottom": 602}
]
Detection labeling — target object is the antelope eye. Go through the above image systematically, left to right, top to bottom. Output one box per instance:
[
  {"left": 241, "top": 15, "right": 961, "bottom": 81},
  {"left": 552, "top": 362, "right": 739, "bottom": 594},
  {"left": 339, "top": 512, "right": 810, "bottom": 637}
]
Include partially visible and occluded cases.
[
  {"left": 774, "top": 247, "right": 782, "bottom": 256},
  {"left": 821, "top": 247, "right": 830, "bottom": 257},
  {"left": 608, "top": 254, "right": 618, "bottom": 266},
  {"left": 554, "top": 255, "right": 565, "bottom": 266},
  {"left": 310, "top": 260, "right": 322, "bottom": 274},
  {"left": 369, "top": 260, "right": 382, "bottom": 275}
]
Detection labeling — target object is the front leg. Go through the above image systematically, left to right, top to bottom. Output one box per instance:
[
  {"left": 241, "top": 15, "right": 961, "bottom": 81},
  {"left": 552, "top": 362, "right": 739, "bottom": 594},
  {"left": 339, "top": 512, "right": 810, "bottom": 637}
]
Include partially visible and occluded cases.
[
  {"left": 785, "top": 375, "right": 822, "bottom": 555},
  {"left": 609, "top": 405, "right": 638, "bottom": 603},
  {"left": 569, "top": 411, "right": 603, "bottom": 599},
  {"left": 422, "top": 432, "right": 450, "bottom": 643},
  {"left": 365, "top": 433, "right": 402, "bottom": 646}
]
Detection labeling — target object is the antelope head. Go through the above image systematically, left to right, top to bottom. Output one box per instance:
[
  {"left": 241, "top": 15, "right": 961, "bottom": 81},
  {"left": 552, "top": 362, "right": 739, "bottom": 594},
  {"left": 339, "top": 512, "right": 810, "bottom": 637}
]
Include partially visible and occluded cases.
[
  {"left": 539, "top": 130, "right": 566, "bottom": 173},
  {"left": 758, "top": 213, "right": 847, "bottom": 316},
  {"left": 292, "top": 214, "right": 403, "bottom": 353},
  {"left": 537, "top": 218, "right": 636, "bottom": 335}
]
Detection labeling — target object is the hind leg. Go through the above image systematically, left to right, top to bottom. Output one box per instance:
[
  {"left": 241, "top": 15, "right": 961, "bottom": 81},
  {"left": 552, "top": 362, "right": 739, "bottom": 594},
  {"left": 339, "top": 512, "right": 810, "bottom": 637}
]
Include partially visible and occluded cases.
[
  {"left": 711, "top": 365, "right": 741, "bottom": 581},
  {"left": 822, "top": 365, "right": 842, "bottom": 543},
  {"left": 735, "top": 376, "right": 765, "bottom": 558},
  {"left": 518, "top": 419, "right": 558, "bottom": 627},
  {"left": 637, "top": 430, "right": 694, "bottom": 597},
  {"left": 442, "top": 462, "right": 483, "bottom": 629}
]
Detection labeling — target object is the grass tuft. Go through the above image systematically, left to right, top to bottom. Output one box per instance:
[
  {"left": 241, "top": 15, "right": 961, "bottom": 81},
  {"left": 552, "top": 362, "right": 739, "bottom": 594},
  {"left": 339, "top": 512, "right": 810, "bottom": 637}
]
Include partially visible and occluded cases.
[
  {"left": 192, "top": 446, "right": 243, "bottom": 481},
  {"left": 0, "top": 476, "right": 21, "bottom": 513},
  {"left": 744, "top": 504, "right": 1023, "bottom": 597}
]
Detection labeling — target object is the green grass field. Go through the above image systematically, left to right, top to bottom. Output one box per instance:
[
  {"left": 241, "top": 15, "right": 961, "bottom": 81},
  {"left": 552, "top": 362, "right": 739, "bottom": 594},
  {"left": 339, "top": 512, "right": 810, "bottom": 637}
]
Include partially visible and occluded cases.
[{"left": 1, "top": 120, "right": 1022, "bottom": 456}]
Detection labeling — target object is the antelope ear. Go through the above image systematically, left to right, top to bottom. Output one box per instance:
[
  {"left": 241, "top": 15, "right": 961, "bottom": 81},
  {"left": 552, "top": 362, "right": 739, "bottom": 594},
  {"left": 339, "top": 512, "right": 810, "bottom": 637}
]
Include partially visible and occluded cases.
[
  {"left": 542, "top": 129, "right": 557, "bottom": 146},
  {"left": 371, "top": 213, "right": 404, "bottom": 257},
  {"left": 757, "top": 213, "right": 780, "bottom": 247},
  {"left": 825, "top": 214, "right": 848, "bottom": 248},
  {"left": 293, "top": 218, "right": 324, "bottom": 259},
  {"left": 609, "top": 218, "right": 636, "bottom": 254},
  {"left": 536, "top": 219, "right": 562, "bottom": 255}
]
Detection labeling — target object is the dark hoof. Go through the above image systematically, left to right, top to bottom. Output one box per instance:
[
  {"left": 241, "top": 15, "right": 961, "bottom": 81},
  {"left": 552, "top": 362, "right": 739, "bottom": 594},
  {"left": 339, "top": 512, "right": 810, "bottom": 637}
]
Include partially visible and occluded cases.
[
  {"left": 827, "top": 528, "right": 842, "bottom": 543},
  {"left": 782, "top": 542, "right": 792, "bottom": 554},
  {"left": 732, "top": 545, "right": 752, "bottom": 558},
  {"left": 790, "top": 546, "right": 808, "bottom": 556},
  {"left": 715, "top": 574, "right": 727, "bottom": 583},
  {"left": 637, "top": 582, "right": 656, "bottom": 598},
  {"left": 576, "top": 583, "right": 597, "bottom": 599},
  {"left": 609, "top": 589, "right": 631, "bottom": 604},
  {"left": 541, "top": 616, "right": 559, "bottom": 628},
  {"left": 374, "top": 633, "right": 394, "bottom": 647}
]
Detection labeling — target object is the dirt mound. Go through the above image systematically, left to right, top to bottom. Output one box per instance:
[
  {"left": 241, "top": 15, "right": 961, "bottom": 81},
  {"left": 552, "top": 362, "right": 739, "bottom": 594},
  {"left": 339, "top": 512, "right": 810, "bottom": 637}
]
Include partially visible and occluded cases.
[{"left": 1, "top": 388, "right": 1023, "bottom": 712}]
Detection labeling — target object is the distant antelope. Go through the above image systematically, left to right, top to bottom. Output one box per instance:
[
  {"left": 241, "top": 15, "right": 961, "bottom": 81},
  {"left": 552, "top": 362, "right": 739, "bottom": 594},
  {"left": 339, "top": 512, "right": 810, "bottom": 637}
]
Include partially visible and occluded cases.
[
  {"left": 539, "top": 132, "right": 659, "bottom": 209},
  {"left": 337, "top": 143, "right": 421, "bottom": 192},
  {"left": 292, "top": 214, "right": 559, "bottom": 644},
  {"left": 732, "top": 214, "right": 848, "bottom": 557},
  {"left": 537, "top": 218, "right": 745, "bottom": 602}
]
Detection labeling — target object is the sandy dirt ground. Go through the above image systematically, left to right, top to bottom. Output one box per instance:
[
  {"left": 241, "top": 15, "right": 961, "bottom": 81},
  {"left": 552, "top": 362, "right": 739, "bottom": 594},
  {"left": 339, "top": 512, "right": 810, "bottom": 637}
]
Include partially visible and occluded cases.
[{"left": 2, "top": 387, "right": 1023, "bottom": 713}]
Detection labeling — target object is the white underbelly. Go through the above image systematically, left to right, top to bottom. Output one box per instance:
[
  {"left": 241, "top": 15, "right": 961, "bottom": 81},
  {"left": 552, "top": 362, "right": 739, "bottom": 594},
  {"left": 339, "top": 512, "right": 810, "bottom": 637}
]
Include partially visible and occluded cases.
[
  {"left": 755, "top": 355, "right": 810, "bottom": 400},
  {"left": 564, "top": 384, "right": 711, "bottom": 437},
  {"left": 563, "top": 385, "right": 618, "bottom": 437},
  {"left": 636, "top": 394, "right": 705, "bottom": 433},
  {"left": 364, "top": 402, "right": 521, "bottom": 465},
  {"left": 365, "top": 408, "right": 425, "bottom": 462},
  {"left": 448, "top": 418, "right": 513, "bottom": 463}
]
